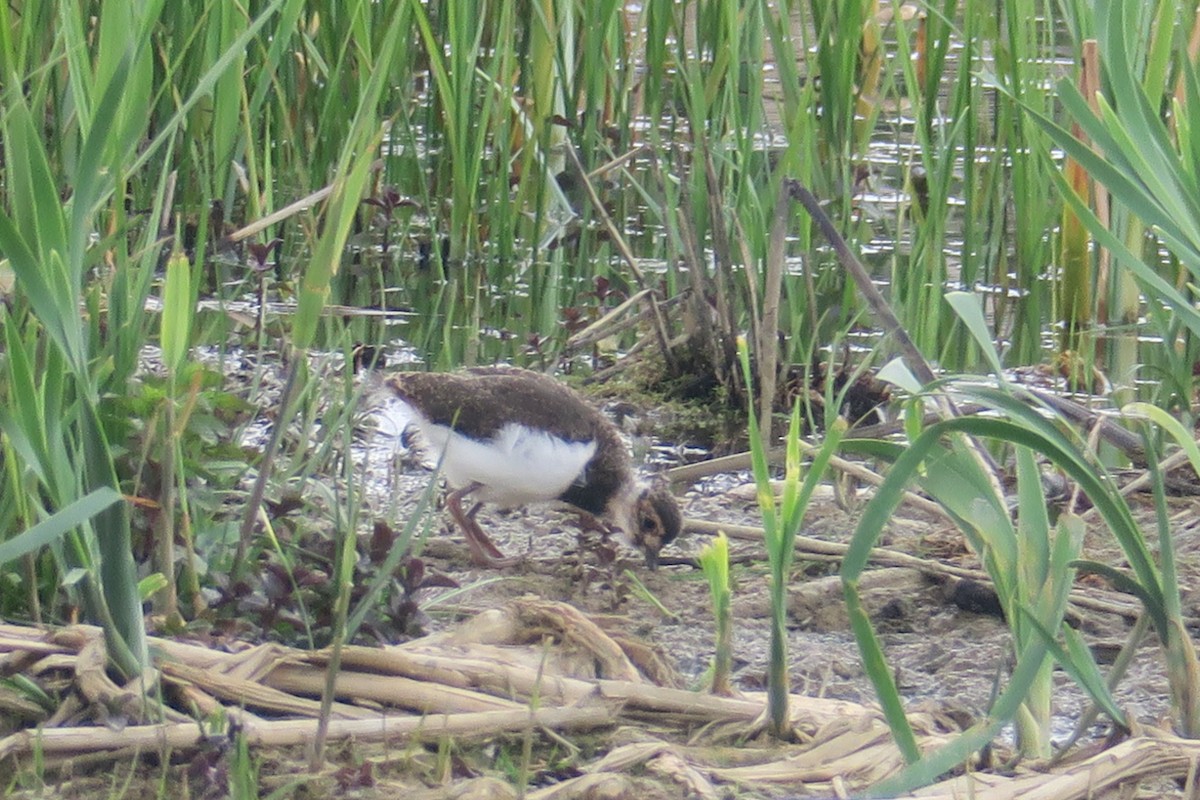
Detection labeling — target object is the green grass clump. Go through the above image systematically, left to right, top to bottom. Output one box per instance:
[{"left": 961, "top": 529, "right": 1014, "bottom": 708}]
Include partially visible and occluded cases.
[
  {"left": 738, "top": 337, "right": 844, "bottom": 738},
  {"left": 698, "top": 532, "right": 733, "bottom": 695}
]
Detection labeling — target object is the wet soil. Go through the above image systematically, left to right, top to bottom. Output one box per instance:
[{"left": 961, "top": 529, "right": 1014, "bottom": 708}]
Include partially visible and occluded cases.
[
  {"left": 8, "top": 375, "right": 1198, "bottom": 799},
  {"left": 364, "top": 393, "right": 1189, "bottom": 744}
]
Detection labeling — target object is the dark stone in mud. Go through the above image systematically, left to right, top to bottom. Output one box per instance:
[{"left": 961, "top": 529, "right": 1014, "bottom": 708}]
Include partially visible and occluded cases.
[{"left": 951, "top": 579, "right": 1005, "bottom": 620}]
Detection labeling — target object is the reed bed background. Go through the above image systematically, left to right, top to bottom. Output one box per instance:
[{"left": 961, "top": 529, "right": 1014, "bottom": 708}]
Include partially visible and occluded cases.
[{"left": 1, "top": 1, "right": 1186, "bottom": 382}]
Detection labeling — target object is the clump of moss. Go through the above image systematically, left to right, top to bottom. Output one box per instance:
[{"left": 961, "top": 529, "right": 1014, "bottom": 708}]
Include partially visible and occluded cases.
[{"left": 579, "top": 342, "right": 746, "bottom": 454}]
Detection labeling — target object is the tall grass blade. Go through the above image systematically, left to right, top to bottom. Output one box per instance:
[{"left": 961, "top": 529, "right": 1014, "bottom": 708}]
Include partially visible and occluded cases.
[{"left": 0, "top": 490, "right": 124, "bottom": 566}]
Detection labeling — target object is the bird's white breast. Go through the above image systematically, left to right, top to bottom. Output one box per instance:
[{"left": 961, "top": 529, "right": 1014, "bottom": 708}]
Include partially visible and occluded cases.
[{"left": 412, "top": 416, "right": 597, "bottom": 507}]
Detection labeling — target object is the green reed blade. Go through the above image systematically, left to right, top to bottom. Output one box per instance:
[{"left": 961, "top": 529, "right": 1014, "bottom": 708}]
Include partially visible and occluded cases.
[
  {"left": 0, "top": 489, "right": 124, "bottom": 568},
  {"left": 698, "top": 532, "right": 733, "bottom": 695},
  {"left": 863, "top": 639, "right": 1050, "bottom": 796}
]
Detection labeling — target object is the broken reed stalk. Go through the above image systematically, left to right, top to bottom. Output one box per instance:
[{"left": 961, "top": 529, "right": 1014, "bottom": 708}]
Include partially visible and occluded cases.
[
  {"left": 788, "top": 181, "right": 1004, "bottom": 490},
  {"left": 788, "top": 182, "right": 935, "bottom": 385}
]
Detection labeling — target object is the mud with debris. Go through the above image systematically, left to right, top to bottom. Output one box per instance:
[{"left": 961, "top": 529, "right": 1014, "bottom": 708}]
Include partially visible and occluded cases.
[
  {"left": 5, "top": 381, "right": 1200, "bottom": 799},
  {"left": 370, "top": 391, "right": 1180, "bottom": 721},
  {"left": 345, "top": 393, "right": 1198, "bottom": 796},
  {"left": 377, "top": 445, "right": 1183, "bottom": 739}
]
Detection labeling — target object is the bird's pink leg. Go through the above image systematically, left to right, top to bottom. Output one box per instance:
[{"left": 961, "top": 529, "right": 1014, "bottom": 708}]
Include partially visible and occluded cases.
[{"left": 446, "top": 483, "right": 519, "bottom": 567}]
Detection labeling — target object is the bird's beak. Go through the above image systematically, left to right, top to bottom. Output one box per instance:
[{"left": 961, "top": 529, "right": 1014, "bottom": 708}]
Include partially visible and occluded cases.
[{"left": 643, "top": 546, "right": 660, "bottom": 571}]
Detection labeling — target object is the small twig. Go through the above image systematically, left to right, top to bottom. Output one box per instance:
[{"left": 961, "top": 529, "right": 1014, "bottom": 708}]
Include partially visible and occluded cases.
[
  {"left": 700, "top": 143, "right": 740, "bottom": 388},
  {"left": 584, "top": 144, "right": 650, "bottom": 182},
  {"left": 655, "top": 146, "right": 726, "bottom": 386},
  {"left": 223, "top": 160, "right": 384, "bottom": 245},
  {"left": 789, "top": 182, "right": 937, "bottom": 386},
  {"left": 563, "top": 289, "right": 682, "bottom": 353},
  {"left": 578, "top": 335, "right": 657, "bottom": 385},
  {"left": 232, "top": 351, "right": 305, "bottom": 581},
  {"left": 1024, "top": 387, "right": 1145, "bottom": 459},
  {"left": 1071, "top": 409, "right": 1110, "bottom": 516},
  {"left": 1081, "top": 448, "right": 1194, "bottom": 523},
  {"left": 686, "top": 518, "right": 981, "bottom": 579}
]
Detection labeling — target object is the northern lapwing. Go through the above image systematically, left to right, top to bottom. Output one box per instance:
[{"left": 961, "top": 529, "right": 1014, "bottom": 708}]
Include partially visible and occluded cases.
[{"left": 388, "top": 367, "right": 682, "bottom": 568}]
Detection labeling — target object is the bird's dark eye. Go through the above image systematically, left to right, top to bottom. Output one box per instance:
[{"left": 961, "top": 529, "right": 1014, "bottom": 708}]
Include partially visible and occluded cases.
[{"left": 641, "top": 516, "right": 658, "bottom": 532}]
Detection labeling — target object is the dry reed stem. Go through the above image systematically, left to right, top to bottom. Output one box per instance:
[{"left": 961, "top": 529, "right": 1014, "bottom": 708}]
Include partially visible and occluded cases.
[
  {"left": 562, "top": 288, "right": 655, "bottom": 351},
  {"left": 1, "top": 596, "right": 1190, "bottom": 798},
  {"left": 331, "top": 645, "right": 597, "bottom": 705},
  {"left": 161, "top": 659, "right": 378, "bottom": 719},
  {"left": 263, "top": 663, "right": 525, "bottom": 714},
  {"left": 0, "top": 706, "right": 618, "bottom": 762},
  {"left": 912, "top": 733, "right": 1200, "bottom": 800}
]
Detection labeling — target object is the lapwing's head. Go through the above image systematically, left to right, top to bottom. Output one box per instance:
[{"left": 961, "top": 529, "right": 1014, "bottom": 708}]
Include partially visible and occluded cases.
[{"left": 622, "top": 481, "right": 682, "bottom": 570}]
